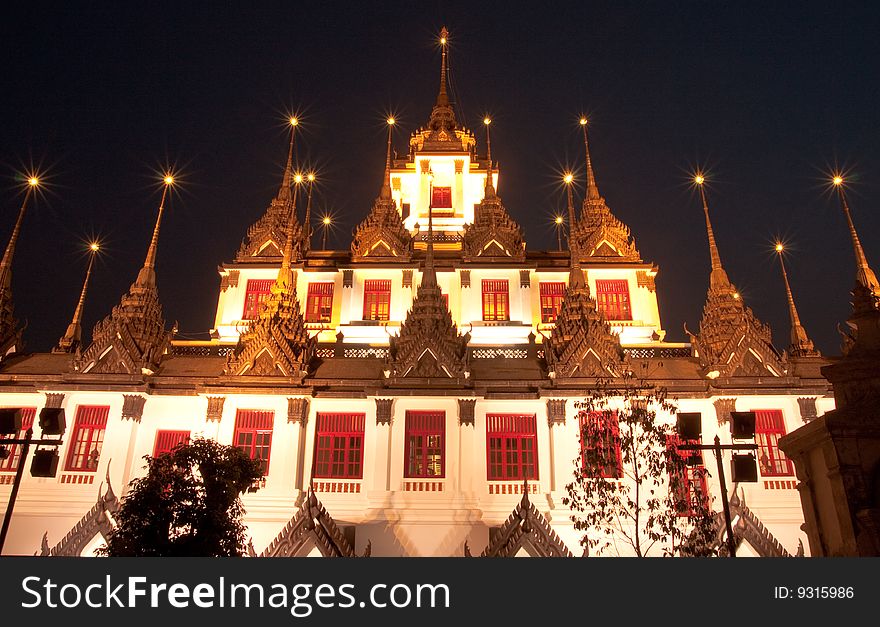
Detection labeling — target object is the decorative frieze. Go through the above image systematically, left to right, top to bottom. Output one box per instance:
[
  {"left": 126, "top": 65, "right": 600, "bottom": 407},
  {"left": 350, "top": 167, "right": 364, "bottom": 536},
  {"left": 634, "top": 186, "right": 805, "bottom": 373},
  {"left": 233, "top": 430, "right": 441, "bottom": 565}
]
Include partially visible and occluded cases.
[
  {"left": 43, "top": 393, "right": 65, "bottom": 409},
  {"left": 121, "top": 395, "right": 146, "bottom": 423},
  {"left": 206, "top": 396, "right": 225, "bottom": 422},
  {"left": 288, "top": 397, "right": 310, "bottom": 425},
  {"left": 713, "top": 397, "right": 737, "bottom": 426},
  {"left": 796, "top": 397, "right": 819, "bottom": 423},
  {"left": 375, "top": 398, "right": 394, "bottom": 425},
  {"left": 458, "top": 399, "right": 476, "bottom": 426},
  {"left": 546, "top": 399, "right": 566, "bottom": 426}
]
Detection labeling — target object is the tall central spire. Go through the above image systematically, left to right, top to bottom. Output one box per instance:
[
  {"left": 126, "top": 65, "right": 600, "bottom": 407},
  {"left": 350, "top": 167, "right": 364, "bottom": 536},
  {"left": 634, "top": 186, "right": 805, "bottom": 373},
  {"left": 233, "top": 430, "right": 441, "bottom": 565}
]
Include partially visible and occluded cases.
[
  {"left": 437, "top": 26, "right": 450, "bottom": 107},
  {"left": 380, "top": 118, "right": 395, "bottom": 200},
  {"left": 580, "top": 118, "right": 601, "bottom": 202},
  {"left": 135, "top": 176, "right": 173, "bottom": 289},
  {"left": 695, "top": 176, "right": 731, "bottom": 291},
  {"left": 834, "top": 177, "right": 879, "bottom": 294}
]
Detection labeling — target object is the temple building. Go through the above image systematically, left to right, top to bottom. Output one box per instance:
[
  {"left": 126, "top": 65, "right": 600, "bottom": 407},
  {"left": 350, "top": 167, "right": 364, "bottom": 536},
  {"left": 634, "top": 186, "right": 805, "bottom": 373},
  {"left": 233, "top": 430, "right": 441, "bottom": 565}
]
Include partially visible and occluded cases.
[{"left": 0, "top": 29, "right": 839, "bottom": 557}]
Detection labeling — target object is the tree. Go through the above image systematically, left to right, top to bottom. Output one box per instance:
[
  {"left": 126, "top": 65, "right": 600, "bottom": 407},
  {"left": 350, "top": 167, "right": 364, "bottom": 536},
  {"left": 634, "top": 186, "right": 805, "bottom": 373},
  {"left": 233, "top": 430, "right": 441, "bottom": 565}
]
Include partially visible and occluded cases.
[
  {"left": 562, "top": 376, "right": 718, "bottom": 557},
  {"left": 97, "top": 437, "right": 263, "bottom": 556}
]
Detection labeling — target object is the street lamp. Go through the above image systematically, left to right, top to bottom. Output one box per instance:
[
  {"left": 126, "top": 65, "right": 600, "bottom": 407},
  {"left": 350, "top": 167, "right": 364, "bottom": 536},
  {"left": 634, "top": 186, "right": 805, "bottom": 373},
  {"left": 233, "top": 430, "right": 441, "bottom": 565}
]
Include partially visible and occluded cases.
[
  {"left": 321, "top": 215, "right": 332, "bottom": 250},
  {"left": 554, "top": 215, "right": 565, "bottom": 251},
  {"left": 0, "top": 407, "right": 66, "bottom": 553},
  {"left": 676, "top": 411, "right": 758, "bottom": 557}
]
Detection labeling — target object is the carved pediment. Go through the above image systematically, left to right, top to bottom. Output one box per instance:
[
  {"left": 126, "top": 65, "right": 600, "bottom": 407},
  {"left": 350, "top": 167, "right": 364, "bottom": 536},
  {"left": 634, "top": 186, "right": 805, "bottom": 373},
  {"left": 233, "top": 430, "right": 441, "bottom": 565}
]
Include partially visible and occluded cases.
[
  {"left": 236, "top": 194, "right": 302, "bottom": 263},
  {"left": 461, "top": 195, "right": 526, "bottom": 262},
  {"left": 351, "top": 197, "right": 412, "bottom": 261},
  {"left": 573, "top": 197, "right": 641, "bottom": 263}
]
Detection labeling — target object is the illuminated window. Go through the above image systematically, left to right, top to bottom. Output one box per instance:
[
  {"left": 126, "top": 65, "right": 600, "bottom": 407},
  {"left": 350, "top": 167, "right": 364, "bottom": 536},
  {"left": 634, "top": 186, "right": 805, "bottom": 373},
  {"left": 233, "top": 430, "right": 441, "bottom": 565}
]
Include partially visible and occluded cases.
[
  {"left": 431, "top": 186, "right": 452, "bottom": 208},
  {"left": 242, "top": 279, "right": 275, "bottom": 319},
  {"left": 363, "top": 279, "right": 391, "bottom": 321},
  {"left": 481, "top": 279, "right": 509, "bottom": 321},
  {"left": 595, "top": 279, "right": 632, "bottom": 321},
  {"left": 305, "top": 282, "right": 334, "bottom": 323},
  {"left": 539, "top": 282, "right": 566, "bottom": 323},
  {"left": 65, "top": 406, "right": 109, "bottom": 472},
  {"left": 0, "top": 408, "right": 35, "bottom": 471},
  {"left": 233, "top": 410, "right": 274, "bottom": 476},
  {"left": 755, "top": 410, "right": 794, "bottom": 476},
  {"left": 405, "top": 411, "right": 445, "bottom": 478},
  {"left": 578, "top": 411, "right": 622, "bottom": 479},
  {"left": 314, "top": 413, "right": 365, "bottom": 479},
  {"left": 486, "top": 414, "right": 538, "bottom": 481},
  {"left": 153, "top": 430, "right": 190, "bottom": 457},
  {"left": 666, "top": 434, "right": 709, "bottom": 517}
]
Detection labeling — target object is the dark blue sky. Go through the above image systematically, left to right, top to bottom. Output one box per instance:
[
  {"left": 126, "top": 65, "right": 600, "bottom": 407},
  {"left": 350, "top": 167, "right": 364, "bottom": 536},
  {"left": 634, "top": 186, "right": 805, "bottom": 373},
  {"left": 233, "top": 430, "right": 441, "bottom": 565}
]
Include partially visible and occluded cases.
[{"left": 1, "top": 1, "right": 879, "bottom": 355}]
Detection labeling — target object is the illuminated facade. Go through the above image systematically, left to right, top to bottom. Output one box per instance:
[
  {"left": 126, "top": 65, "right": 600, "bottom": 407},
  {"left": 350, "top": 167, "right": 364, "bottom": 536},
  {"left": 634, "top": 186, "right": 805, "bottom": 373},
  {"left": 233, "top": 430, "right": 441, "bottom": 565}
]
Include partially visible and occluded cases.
[{"left": 0, "top": 29, "right": 839, "bottom": 557}]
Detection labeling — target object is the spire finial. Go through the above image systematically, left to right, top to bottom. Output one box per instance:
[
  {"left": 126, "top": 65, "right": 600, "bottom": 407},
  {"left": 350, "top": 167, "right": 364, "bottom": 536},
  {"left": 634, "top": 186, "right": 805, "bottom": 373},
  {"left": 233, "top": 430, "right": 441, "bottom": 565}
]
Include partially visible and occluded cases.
[
  {"left": 437, "top": 27, "right": 450, "bottom": 107},
  {"left": 278, "top": 117, "right": 298, "bottom": 202},
  {"left": 380, "top": 117, "right": 395, "bottom": 200},
  {"left": 483, "top": 117, "right": 496, "bottom": 198},
  {"left": 580, "top": 117, "right": 601, "bottom": 202},
  {"left": 303, "top": 172, "right": 315, "bottom": 252},
  {"left": 280, "top": 173, "right": 303, "bottom": 283},
  {"left": 564, "top": 173, "right": 585, "bottom": 288},
  {"left": 135, "top": 174, "right": 173, "bottom": 288},
  {"left": 694, "top": 175, "right": 731, "bottom": 290},
  {"left": 833, "top": 176, "right": 879, "bottom": 293},
  {"left": 0, "top": 177, "right": 38, "bottom": 292},
  {"left": 55, "top": 243, "right": 100, "bottom": 353},
  {"left": 775, "top": 243, "right": 817, "bottom": 356}
]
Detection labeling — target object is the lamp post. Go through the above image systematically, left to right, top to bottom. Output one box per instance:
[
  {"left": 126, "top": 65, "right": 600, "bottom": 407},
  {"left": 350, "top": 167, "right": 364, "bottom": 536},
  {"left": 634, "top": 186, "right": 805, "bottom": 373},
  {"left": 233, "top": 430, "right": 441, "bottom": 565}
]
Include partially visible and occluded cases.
[{"left": 0, "top": 408, "right": 65, "bottom": 554}]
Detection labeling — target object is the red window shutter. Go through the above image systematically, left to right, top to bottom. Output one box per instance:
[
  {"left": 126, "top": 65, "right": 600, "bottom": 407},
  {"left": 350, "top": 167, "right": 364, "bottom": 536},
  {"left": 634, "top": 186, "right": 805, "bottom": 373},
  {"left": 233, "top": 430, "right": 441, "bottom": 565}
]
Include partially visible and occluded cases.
[
  {"left": 431, "top": 186, "right": 452, "bottom": 208},
  {"left": 242, "top": 279, "right": 275, "bottom": 319},
  {"left": 363, "top": 279, "right": 392, "bottom": 321},
  {"left": 481, "top": 279, "right": 510, "bottom": 321},
  {"left": 595, "top": 279, "right": 632, "bottom": 321},
  {"left": 305, "top": 282, "right": 335, "bottom": 323},
  {"left": 539, "top": 282, "right": 566, "bottom": 323},
  {"left": 65, "top": 406, "right": 110, "bottom": 472},
  {"left": 0, "top": 408, "right": 36, "bottom": 471},
  {"left": 233, "top": 410, "right": 274, "bottom": 475},
  {"left": 754, "top": 410, "right": 793, "bottom": 476},
  {"left": 404, "top": 411, "right": 445, "bottom": 478},
  {"left": 578, "top": 411, "right": 622, "bottom": 479},
  {"left": 314, "top": 413, "right": 366, "bottom": 479},
  {"left": 486, "top": 414, "right": 538, "bottom": 481},
  {"left": 153, "top": 430, "right": 190, "bottom": 457}
]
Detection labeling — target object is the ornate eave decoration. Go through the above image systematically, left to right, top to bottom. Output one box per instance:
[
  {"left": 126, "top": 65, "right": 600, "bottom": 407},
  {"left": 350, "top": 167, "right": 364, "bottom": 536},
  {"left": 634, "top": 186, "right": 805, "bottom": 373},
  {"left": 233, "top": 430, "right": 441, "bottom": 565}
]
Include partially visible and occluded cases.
[
  {"left": 461, "top": 194, "right": 526, "bottom": 261},
  {"left": 235, "top": 195, "right": 303, "bottom": 263},
  {"left": 351, "top": 196, "right": 413, "bottom": 261},
  {"left": 573, "top": 197, "right": 641, "bottom": 262},
  {"left": 544, "top": 271, "right": 626, "bottom": 379},
  {"left": 225, "top": 272, "right": 315, "bottom": 378},
  {"left": 75, "top": 280, "right": 171, "bottom": 375},
  {"left": 688, "top": 287, "right": 785, "bottom": 378},
  {"left": 40, "top": 468, "right": 119, "bottom": 556},
  {"left": 467, "top": 482, "right": 573, "bottom": 557},
  {"left": 260, "top": 486, "right": 369, "bottom": 557}
]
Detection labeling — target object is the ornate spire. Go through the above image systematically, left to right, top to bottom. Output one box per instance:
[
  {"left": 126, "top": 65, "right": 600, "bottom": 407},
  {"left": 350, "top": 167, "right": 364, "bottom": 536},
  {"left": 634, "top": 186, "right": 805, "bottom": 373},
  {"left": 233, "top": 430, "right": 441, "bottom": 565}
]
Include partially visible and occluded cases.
[
  {"left": 437, "top": 27, "right": 450, "bottom": 108},
  {"left": 236, "top": 118, "right": 303, "bottom": 261},
  {"left": 352, "top": 118, "right": 412, "bottom": 261},
  {"left": 462, "top": 118, "right": 526, "bottom": 261},
  {"left": 570, "top": 121, "right": 640, "bottom": 262},
  {"left": 302, "top": 172, "right": 315, "bottom": 253},
  {"left": 564, "top": 174, "right": 585, "bottom": 289},
  {"left": 0, "top": 176, "right": 38, "bottom": 357},
  {"left": 687, "top": 176, "right": 785, "bottom": 378},
  {"left": 833, "top": 177, "right": 880, "bottom": 295},
  {"left": 76, "top": 178, "right": 174, "bottom": 375},
  {"left": 226, "top": 178, "right": 314, "bottom": 378},
  {"left": 386, "top": 196, "right": 470, "bottom": 380},
  {"left": 54, "top": 243, "right": 100, "bottom": 354},
  {"left": 775, "top": 244, "right": 819, "bottom": 357}
]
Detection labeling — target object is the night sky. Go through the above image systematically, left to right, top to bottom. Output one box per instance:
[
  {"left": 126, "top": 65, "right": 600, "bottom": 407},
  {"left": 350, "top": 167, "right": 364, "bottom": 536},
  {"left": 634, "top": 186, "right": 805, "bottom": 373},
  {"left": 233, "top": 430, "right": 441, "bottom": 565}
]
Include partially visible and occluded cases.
[{"left": 2, "top": 2, "right": 879, "bottom": 356}]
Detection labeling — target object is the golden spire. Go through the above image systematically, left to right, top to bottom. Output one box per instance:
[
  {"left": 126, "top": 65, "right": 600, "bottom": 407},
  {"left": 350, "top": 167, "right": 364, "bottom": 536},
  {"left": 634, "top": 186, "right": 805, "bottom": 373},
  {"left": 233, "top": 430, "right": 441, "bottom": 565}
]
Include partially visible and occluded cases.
[
  {"left": 437, "top": 27, "right": 450, "bottom": 107},
  {"left": 278, "top": 117, "right": 299, "bottom": 203},
  {"left": 380, "top": 117, "right": 395, "bottom": 200},
  {"left": 484, "top": 117, "right": 496, "bottom": 198},
  {"left": 580, "top": 118, "right": 601, "bottom": 202},
  {"left": 303, "top": 172, "right": 315, "bottom": 252},
  {"left": 278, "top": 173, "right": 302, "bottom": 285},
  {"left": 564, "top": 173, "right": 585, "bottom": 288},
  {"left": 134, "top": 175, "right": 173, "bottom": 288},
  {"left": 694, "top": 175, "right": 731, "bottom": 291},
  {"left": 833, "top": 176, "right": 879, "bottom": 293},
  {"left": 0, "top": 177, "right": 38, "bottom": 291},
  {"left": 54, "top": 243, "right": 99, "bottom": 353},
  {"left": 775, "top": 244, "right": 817, "bottom": 356}
]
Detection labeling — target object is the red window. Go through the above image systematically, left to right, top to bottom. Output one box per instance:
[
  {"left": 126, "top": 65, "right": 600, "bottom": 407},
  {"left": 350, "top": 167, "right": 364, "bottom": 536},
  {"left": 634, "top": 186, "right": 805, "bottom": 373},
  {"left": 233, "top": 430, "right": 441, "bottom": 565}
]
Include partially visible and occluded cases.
[
  {"left": 431, "top": 186, "right": 452, "bottom": 208},
  {"left": 242, "top": 279, "right": 275, "bottom": 319},
  {"left": 363, "top": 279, "right": 391, "bottom": 321},
  {"left": 482, "top": 279, "right": 509, "bottom": 321},
  {"left": 595, "top": 279, "right": 632, "bottom": 321},
  {"left": 305, "top": 282, "right": 334, "bottom": 323},
  {"left": 539, "top": 282, "right": 566, "bottom": 323},
  {"left": 65, "top": 406, "right": 109, "bottom": 472},
  {"left": 0, "top": 408, "right": 35, "bottom": 471},
  {"left": 233, "top": 410, "right": 274, "bottom": 476},
  {"left": 755, "top": 410, "right": 794, "bottom": 476},
  {"left": 405, "top": 411, "right": 445, "bottom": 478},
  {"left": 578, "top": 411, "right": 622, "bottom": 478},
  {"left": 314, "top": 413, "right": 365, "bottom": 479},
  {"left": 486, "top": 414, "right": 538, "bottom": 481},
  {"left": 153, "top": 430, "right": 190, "bottom": 457},
  {"left": 666, "top": 434, "right": 709, "bottom": 517}
]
